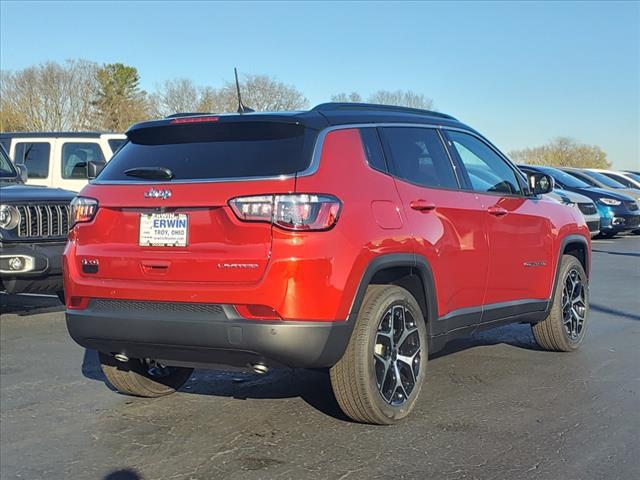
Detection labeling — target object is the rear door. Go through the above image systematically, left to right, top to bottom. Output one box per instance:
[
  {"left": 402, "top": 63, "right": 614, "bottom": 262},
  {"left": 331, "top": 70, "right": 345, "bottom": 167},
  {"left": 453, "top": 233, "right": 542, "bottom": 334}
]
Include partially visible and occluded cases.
[
  {"left": 75, "top": 119, "right": 315, "bottom": 285},
  {"left": 379, "top": 126, "right": 489, "bottom": 331},
  {"left": 444, "top": 130, "right": 554, "bottom": 311},
  {"left": 56, "top": 138, "right": 106, "bottom": 192}
]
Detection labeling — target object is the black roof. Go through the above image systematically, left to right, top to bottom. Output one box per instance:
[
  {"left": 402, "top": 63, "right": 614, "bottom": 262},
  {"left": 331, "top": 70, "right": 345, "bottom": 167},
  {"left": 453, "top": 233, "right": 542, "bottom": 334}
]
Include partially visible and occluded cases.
[
  {"left": 133, "top": 102, "right": 469, "bottom": 134},
  {"left": 0, "top": 132, "right": 119, "bottom": 139}
]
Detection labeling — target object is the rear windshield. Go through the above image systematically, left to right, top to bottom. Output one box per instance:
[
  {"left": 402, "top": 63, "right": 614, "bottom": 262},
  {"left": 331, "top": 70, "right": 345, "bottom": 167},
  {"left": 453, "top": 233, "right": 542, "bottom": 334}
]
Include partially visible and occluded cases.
[{"left": 97, "top": 121, "right": 316, "bottom": 181}]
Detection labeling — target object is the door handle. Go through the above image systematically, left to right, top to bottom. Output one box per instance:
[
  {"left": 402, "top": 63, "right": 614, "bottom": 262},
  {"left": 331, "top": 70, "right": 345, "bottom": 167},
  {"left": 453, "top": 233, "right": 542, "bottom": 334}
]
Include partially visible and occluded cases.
[
  {"left": 410, "top": 200, "right": 436, "bottom": 212},
  {"left": 487, "top": 205, "right": 508, "bottom": 217}
]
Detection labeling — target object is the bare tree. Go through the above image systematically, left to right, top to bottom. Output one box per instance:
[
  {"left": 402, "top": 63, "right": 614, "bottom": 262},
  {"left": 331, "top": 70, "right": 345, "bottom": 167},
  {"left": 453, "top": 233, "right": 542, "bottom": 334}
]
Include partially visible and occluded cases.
[
  {"left": 0, "top": 59, "right": 97, "bottom": 131},
  {"left": 215, "top": 74, "right": 308, "bottom": 112},
  {"left": 152, "top": 78, "right": 208, "bottom": 117},
  {"left": 368, "top": 89, "right": 434, "bottom": 110},
  {"left": 330, "top": 92, "right": 363, "bottom": 103},
  {"left": 509, "top": 137, "right": 611, "bottom": 169}
]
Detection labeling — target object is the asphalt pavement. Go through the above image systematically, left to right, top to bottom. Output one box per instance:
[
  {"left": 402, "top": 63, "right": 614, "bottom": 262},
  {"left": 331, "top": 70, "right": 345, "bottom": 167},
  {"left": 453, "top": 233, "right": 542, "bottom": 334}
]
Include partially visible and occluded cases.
[{"left": 1, "top": 236, "right": 639, "bottom": 480}]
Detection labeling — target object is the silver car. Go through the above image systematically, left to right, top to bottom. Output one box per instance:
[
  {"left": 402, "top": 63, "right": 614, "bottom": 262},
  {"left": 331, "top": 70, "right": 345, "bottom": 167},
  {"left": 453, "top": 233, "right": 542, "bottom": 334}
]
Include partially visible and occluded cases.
[{"left": 544, "top": 188, "right": 601, "bottom": 237}]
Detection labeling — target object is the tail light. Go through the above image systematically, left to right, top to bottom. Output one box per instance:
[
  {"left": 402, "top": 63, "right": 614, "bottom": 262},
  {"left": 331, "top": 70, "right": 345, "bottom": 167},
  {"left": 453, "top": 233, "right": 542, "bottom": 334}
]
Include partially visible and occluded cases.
[
  {"left": 229, "top": 194, "right": 341, "bottom": 231},
  {"left": 70, "top": 197, "right": 98, "bottom": 226}
]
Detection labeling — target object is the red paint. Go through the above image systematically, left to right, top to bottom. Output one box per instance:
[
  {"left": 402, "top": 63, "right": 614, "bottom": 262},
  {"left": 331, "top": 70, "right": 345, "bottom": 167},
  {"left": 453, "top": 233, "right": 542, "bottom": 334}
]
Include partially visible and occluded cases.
[{"left": 64, "top": 128, "right": 590, "bottom": 322}]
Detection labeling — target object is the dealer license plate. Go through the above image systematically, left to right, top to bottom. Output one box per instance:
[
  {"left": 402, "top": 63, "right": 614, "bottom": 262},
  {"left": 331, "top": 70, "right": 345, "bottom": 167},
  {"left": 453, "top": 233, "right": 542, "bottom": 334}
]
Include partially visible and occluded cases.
[{"left": 139, "top": 213, "right": 188, "bottom": 247}]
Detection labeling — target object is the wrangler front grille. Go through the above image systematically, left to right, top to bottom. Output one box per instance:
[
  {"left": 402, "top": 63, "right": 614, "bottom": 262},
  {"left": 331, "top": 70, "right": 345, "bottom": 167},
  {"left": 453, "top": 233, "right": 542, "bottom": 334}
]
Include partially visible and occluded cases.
[{"left": 17, "top": 204, "right": 72, "bottom": 239}]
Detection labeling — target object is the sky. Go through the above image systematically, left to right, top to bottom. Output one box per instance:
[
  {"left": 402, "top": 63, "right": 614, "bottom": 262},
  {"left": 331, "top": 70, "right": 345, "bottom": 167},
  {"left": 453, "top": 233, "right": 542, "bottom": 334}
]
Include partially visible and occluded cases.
[{"left": 1, "top": 0, "right": 639, "bottom": 169}]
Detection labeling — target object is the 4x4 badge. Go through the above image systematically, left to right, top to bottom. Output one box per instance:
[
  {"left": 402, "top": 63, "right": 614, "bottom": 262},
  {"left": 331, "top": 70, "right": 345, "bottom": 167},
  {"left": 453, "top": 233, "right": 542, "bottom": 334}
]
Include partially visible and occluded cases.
[{"left": 144, "top": 188, "right": 172, "bottom": 199}]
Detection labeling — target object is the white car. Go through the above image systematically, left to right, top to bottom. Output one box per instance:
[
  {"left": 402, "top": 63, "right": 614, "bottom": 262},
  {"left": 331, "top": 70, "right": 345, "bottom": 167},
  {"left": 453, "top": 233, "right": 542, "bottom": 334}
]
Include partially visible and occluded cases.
[
  {"left": 0, "top": 132, "right": 126, "bottom": 192},
  {"left": 588, "top": 168, "right": 640, "bottom": 190},
  {"left": 544, "top": 188, "right": 601, "bottom": 238}
]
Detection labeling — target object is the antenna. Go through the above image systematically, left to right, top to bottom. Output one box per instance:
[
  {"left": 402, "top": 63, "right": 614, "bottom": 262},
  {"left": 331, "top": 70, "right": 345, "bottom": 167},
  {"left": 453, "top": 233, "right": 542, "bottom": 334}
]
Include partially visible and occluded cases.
[{"left": 235, "top": 68, "right": 254, "bottom": 114}]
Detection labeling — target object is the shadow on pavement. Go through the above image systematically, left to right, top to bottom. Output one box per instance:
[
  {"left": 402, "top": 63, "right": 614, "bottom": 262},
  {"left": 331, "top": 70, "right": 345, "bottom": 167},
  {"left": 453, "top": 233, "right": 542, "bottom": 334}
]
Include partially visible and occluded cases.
[
  {"left": 592, "top": 249, "right": 640, "bottom": 258},
  {"left": 0, "top": 293, "right": 64, "bottom": 316},
  {"left": 590, "top": 302, "right": 640, "bottom": 321},
  {"left": 81, "top": 323, "right": 538, "bottom": 422},
  {"left": 103, "top": 469, "right": 143, "bottom": 480}
]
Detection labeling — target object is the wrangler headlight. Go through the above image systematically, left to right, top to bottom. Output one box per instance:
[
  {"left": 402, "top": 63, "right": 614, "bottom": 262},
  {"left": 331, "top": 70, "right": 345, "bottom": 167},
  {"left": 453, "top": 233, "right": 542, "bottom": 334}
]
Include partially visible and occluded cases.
[{"left": 0, "top": 205, "right": 20, "bottom": 230}]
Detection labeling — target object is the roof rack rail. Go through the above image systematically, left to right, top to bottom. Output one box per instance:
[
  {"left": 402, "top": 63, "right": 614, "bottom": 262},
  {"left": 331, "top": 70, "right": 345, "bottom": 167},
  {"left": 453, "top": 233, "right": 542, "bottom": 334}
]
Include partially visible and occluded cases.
[
  {"left": 311, "top": 102, "right": 457, "bottom": 121},
  {"left": 164, "top": 112, "right": 217, "bottom": 119}
]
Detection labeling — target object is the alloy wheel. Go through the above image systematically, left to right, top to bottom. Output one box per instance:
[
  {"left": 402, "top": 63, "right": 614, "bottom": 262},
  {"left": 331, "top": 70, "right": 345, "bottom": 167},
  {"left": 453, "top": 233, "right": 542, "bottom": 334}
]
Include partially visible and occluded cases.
[
  {"left": 561, "top": 268, "right": 587, "bottom": 341},
  {"left": 374, "top": 304, "right": 421, "bottom": 406},
  {"left": 144, "top": 359, "right": 177, "bottom": 379}
]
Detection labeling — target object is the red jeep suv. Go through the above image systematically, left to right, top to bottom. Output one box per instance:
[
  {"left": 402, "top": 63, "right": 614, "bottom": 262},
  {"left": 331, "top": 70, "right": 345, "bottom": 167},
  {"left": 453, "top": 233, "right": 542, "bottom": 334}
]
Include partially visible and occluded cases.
[{"left": 64, "top": 103, "right": 591, "bottom": 424}]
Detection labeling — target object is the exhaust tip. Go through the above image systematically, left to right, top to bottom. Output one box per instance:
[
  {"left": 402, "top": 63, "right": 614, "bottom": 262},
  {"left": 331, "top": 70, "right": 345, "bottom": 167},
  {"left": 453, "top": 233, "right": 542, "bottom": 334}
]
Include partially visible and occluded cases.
[
  {"left": 114, "top": 353, "right": 129, "bottom": 362},
  {"left": 251, "top": 363, "right": 269, "bottom": 374}
]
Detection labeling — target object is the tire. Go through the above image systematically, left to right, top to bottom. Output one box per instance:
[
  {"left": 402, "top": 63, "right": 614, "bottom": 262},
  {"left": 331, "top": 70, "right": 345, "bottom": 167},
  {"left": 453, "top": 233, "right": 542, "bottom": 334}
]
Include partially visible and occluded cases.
[
  {"left": 532, "top": 255, "right": 589, "bottom": 352},
  {"left": 330, "top": 285, "right": 428, "bottom": 425},
  {"left": 99, "top": 352, "right": 193, "bottom": 398}
]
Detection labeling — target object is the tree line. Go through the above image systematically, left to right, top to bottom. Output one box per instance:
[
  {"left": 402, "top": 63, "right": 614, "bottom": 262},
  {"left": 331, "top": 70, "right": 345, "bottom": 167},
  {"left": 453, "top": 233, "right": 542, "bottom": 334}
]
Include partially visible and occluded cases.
[{"left": 0, "top": 59, "right": 610, "bottom": 168}]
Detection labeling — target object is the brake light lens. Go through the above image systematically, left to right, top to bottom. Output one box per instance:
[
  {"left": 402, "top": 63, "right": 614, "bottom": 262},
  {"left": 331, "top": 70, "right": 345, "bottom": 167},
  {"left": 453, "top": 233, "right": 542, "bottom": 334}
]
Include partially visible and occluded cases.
[
  {"left": 169, "top": 116, "right": 219, "bottom": 124},
  {"left": 229, "top": 194, "right": 341, "bottom": 231},
  {"left": 70, "top": 197, "right": 98, "bottom": 226}
]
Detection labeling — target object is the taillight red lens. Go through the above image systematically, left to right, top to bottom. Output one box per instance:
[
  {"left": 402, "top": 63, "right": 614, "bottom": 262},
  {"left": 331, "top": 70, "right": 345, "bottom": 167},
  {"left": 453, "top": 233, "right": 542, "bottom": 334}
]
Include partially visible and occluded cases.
[
  {"left": 169, "top": 116, "right": 219, "bottom": 124},
  {"left": 229, "top": 194, "right": 341, "bottom": 231},
  {"left": 70, "top": 197, "right": 98, "bottom": 226}
]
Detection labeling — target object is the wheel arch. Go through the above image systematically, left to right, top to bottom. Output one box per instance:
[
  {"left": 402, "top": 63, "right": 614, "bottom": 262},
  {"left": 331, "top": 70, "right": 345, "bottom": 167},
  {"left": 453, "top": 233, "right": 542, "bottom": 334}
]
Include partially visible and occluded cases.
[
  {"left": 551, "top": 234, "right": 590, "bottom": 300},
  {"left": 347, "top": 254, "right": 438, "bottom": 332}
]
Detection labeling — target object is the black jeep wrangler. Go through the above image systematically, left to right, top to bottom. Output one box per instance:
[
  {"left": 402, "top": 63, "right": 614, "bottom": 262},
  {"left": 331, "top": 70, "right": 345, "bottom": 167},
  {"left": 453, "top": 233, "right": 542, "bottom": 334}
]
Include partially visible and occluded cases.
[{"left": 0, "top": 145, "right": 75, "bottom": 299}]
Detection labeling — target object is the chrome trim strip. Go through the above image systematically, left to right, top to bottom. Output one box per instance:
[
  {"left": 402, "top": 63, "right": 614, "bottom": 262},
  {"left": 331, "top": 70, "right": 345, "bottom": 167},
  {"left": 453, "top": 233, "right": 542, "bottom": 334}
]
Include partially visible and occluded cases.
[
  {"left": 34, "top": 205, "right": 42, "bottom": 237},
  {"left": 46, "top": 205, "right": 53, "bottom": 237},
  {"left": 55, "top": 205, "right": 63, "bottom": 236},
  {"left": 25, "top": 206, "right": 32, "bottom": 237}
]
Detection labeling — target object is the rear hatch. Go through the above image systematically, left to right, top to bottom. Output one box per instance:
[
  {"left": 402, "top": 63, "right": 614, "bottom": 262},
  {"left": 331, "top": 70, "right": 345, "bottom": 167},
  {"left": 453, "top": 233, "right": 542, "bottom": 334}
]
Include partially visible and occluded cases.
[{"left": 75, "top": 116, "right": 318, "bottom": 284}]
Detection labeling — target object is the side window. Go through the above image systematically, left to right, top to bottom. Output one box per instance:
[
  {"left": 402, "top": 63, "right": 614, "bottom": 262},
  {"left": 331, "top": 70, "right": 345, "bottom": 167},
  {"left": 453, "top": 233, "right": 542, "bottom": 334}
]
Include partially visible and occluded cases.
[
  {"left": 380, "top": 127, "right": 458, "bottom": 189},
  {"left": 359, "top": 128, "right": 387, "bottom": 172},
  {"left": 447, "top": 131, "right": 522, "bottom": 195},
  {"left": 0, "top": 139, "right": 10, "bottom": 154},
  {"left": 108, "top": 139, "right": 126, "bottom": 154},
  {"left": 13, "top": 142, "right": 50, "bottom": 179},
  {"left": 62, "top": 142, "right": 106, "bottom": 179},
  {"left": 604, "top": 173, "right": 634, "bottom": 188}
]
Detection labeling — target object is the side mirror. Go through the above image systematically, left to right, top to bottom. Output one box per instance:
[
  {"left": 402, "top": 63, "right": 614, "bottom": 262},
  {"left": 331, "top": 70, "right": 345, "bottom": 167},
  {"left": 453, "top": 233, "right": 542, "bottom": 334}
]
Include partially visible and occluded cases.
[
  {"left": 87, "top": 161, "right": 105, "bottom": 180},
  {"left": 16, "top": 164, "right": 28, "bottom": 183},
  {"left": 528, "top": 172, "right": 555, "bottom": 195}
]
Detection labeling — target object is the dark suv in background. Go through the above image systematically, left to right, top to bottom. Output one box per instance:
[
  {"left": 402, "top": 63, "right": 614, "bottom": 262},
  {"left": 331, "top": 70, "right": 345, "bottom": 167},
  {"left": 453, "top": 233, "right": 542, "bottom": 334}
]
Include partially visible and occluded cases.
[
  {"left": 0, "top": 145, "right": 75, "bottom": 298},
  {"left": 519, "top": 165, "right": 640, "bottom": 237}
]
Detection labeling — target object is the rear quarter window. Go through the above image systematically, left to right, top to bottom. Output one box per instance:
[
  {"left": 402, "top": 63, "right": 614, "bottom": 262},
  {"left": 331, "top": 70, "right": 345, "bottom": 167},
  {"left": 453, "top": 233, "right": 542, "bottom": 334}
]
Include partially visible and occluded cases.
[{"left": 98, "top": 122, "right": 317, "bottom": 182}]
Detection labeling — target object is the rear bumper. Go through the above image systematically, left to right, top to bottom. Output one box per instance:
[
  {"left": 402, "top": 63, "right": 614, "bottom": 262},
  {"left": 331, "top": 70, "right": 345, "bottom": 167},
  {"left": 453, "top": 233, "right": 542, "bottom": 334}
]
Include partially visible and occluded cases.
[
  {"left": 0, "top": 241, "right": 65, "bottom": 294},
  {"left": 65, "top": 300, "right": 353, "bottom": 369}
]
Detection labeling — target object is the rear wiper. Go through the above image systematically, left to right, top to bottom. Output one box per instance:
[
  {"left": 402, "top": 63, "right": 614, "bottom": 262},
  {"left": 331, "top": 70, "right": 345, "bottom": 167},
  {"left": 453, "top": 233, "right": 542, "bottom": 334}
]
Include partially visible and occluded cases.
[{"left": 124, "top": 167, "right": 174, "bottom": 180}]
